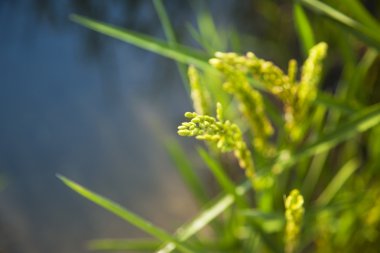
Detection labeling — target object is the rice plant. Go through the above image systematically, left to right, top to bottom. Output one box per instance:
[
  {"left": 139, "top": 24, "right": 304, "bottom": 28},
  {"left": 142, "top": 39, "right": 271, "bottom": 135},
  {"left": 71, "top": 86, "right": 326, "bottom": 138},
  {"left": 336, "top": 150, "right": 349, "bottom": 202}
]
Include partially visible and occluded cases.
[{"left": 60, "top": 1, "right": 380, "bottom": 252}]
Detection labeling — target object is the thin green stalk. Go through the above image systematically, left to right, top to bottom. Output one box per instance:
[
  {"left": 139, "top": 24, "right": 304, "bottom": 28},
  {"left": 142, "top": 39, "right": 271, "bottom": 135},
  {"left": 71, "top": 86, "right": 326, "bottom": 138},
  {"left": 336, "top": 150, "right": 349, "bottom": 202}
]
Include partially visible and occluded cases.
[
  {"left": 153, "top": 0, "right": 189, "bottom": 92},
  {"left": 300, "top": 0, "right": 380, "bottom": 50},
  {"left": 344, "top": 0, "right": 380, "bottom": 31},
  {"left": 293, "top": 2, "right": 315, "bottom": 55},
  {"left": 70, "top": 14, "right": 211, "bottom": 70},
  {"left": 346, "top": 48, "right": 378, "bottom": 102},
  {"left": 291, "top": 103, "right": 380, "bottom": 164},
  {"left": 165, "top": 139, "right": 208, "bottom": 205},
  {"left": 197, "top": 147, "right": 248, "bottom": 208},
  {"left": 316, "top": 158, "right": 360, "bottom": 206},
  {"left": 58, "top": 175, "right": 196, "bottom": 253},
  {"left": 156, "top": 180, "right": 251, "bottom": 253}
]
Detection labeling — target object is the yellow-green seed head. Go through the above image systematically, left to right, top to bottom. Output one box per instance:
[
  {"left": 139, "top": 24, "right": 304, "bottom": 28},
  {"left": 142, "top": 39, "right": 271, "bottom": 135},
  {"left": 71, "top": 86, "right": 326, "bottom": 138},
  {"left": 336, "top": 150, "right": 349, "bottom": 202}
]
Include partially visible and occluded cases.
[
  {"left": 177, "top": 105, "right": 255, "bottom": 178},
  {"left": 284, "top": 189, "right": 305, "bottom": 253}
]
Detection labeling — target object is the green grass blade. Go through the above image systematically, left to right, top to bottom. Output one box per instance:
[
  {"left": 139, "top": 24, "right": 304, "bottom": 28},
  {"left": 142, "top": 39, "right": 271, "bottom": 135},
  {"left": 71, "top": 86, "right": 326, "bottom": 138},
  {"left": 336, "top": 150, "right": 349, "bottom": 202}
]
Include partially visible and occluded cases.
[
  {"left": 153, "top": 0, "right": 189, "bottom": 91},
  {"left": 153, "top": 0, "right": 176, "bottom": 44},
  {"left": 300, "top": 0, "right": 380, "bottom": 50},
  {"left": 344, "top": 0, "right": 380, "bottom": 30},
  {"left": 293, "top": 3, "right": 315, "bottom": 55},
  {"left": 196, "top": 6, "right": 224, "bottom": 53},
  {"left": 70, "top": 14, "right": 211, "bottom": 70},
  {"left": 346, "top": 48, "right": 378, "bottom": 101},
  {"left": 315, "top": 92, "right": 359, "bottom": 113},
  {"left": 275, "top": 103, "right": 380, "bottom": 170},
  {"left": 299, "top": 103, "right": 380, "bottom": 157},
  {"left": 165, "top": 139, "right": 208, "bottom": 204},
  {"left": 197, "top": 147, "right": 247, "bottom": 207},
  {"left": 197, "top": 147, "right": 237, "bottom": 195},
  {"left": 302, "top": 151, "right": 329, "bottom": 201},
  {"left": 316, "top": 158, "right": 360, "bottom": 206},
  {"left": 57, "top": 175, "right": 196, "bottom": 253},
  {"left": 156, "top": 180, "right": 251, "bottom": 253},
  {"left": 88, "top": 239, "right": 160, "bottom": 251}
]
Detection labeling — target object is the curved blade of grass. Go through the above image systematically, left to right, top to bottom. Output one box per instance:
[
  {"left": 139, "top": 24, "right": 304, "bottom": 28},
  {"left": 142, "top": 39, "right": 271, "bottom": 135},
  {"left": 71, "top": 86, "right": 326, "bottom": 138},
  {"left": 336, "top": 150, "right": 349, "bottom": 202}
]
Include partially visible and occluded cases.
[
  {"left": 153, "top": 0, "right": 189, "bottom": 91},
  {"left": 153, "top": 0, "right": 176, "bottom": 44},
  {"left": 300, "top": 0, "right": 380, "bottom": 50},
  {"left": 344, "top": 0, "right": 380, "bottom": 31},
  {"left": 193, "top": 3, "right": 225, "bottom": 54},
  {"left": 293, "top": 3, "right": 315, "bottom": 55},
  {"left": 70, "top": 14, "right": 211, "bottom": 70},
  {"left": 346, "top": 48, "right": 378, "bottom": 101},
  {"left": 275, "top": 103, "right": 380, "bottom": 170},
  {"left": 299, "top": 103, "right": 380, "bottom": 157},
  {"left": 165, "top": 139, "right": 208, "bottom": 204},
  {"left": 197, "top": 147, "right": 248, "bottom": 208},
  {"left": 197, "top": 147, "right": 237, "bottom": 195},
  {"left": 302, "top": 151, "right": 329, "bottom": 201},
  {"left": 316, "top": 158, "right": 359, "bottom": 206},
  {"left": 57, "top": 175, "right": 196, "bottom": 253},
  {"left": 156, "top": 180, "right": 251, "bottom": 253},
  {"left": 88, "top": 239, "right": 160, "bottom": 251}
]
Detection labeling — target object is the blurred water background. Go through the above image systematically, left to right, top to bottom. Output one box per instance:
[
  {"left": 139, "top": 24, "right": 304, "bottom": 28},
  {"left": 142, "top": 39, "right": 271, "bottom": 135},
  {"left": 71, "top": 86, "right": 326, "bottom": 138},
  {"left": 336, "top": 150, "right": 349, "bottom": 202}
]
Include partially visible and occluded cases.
[
  {"left": 0, "top": 0, "right": 315, "bottom": 251},
  {"left": 0, "top": 1, "right": 263, "bottom": 252}
]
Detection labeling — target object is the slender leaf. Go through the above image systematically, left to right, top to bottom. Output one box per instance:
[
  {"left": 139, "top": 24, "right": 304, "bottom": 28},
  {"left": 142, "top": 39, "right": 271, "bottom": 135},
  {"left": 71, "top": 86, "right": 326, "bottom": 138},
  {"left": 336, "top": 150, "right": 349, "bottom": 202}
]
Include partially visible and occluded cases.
[
  {"left": 153, "top": 0, "right": 189, "bottom": 91},
  {"left": 153, "top": 0, "right": 176, "bottom": 44},
  {"left": 300, "top": 0, "right": 380, "bottom": 50},
  {"left": 344, "top": 0, "right": 380, "bottom": 31},
  {"left": 294, "top": 3, "right": 315, "bottom": 54},
  {"left": 196, "top": 7, "right": 225, "bottom": 53},
  {"left": 70, "top": 14, "right": 211, "bottom": 70},
  {"left": 346, "top": 48, "right": 378, "bottom": 101},
  {"left": 315, "top": 92, "right": 359, "bottom": 113},
  {"left": 274, "top": 103, "right": 380, "bottom": 170},
  {"left": 299, "top": 103, "right": 380, "bottom": 157},
  {"left": 165, "top": 139, "right": 208, "bottom": 204},
  {"left": 197, "top": 147, "right": 248, "bottom": 208},
  {"left": 197, "top": 148, "right": 236, "bottom": 195},
  {"left": 302, "top": 151, "right": 329, "bottom": 201},
  {"left": 316, "top": 158, "right": 359, "bottom": 206},
  {"left": 58, "top": 175, "right": 196, "bottom": 253},
  {"left": 156, "top": 180, "right": 251, "bottom": 253},
  {"left": 88, "top": 239, "right": 160, "bottom": 251}
]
